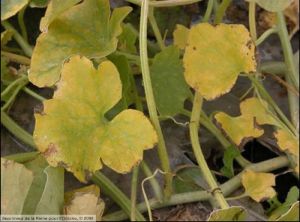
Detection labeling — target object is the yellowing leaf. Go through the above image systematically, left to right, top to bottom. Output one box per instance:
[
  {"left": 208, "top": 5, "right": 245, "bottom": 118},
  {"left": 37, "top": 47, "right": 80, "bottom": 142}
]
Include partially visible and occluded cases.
[
  {"left": 1, "top": 0, "right": 28, "bottom": 21},
  {"left": 29, "top": 0, "right": 132, "bottom": 87},
  {"left": 39, "top": 0, "right": 81, "bottom": 32},
  {"left": 247, "top": 0, "right": 293, "bottom": 12},
  {"left": 183, "top": 23, "right": 256, "bottom": 100},
  {"left": 173, "top": 24, "right": 189, "bottom": 50},
  {"left": 1, "top": 30, "right": 14, "bottom": 47},
  {"left": 34, "top": 56, "right": 157, "bottom": 182},
  {"left": 215, "top": 97, "right": 278, "bottom": 145},
  {"left": 1, "top": 158, "right": 33, "bottom": 214},
  {"left": 241, "top": 170, "right": 276, "bottom": 202},
  {"left": 64, "top": 185, "right": 104, "bottom": 221},
  {"left": 276, "top": 201, "right": 299, "bottom": 221},
  {"left": 207, "top": 206, "right": 247, "bottom": 221}
]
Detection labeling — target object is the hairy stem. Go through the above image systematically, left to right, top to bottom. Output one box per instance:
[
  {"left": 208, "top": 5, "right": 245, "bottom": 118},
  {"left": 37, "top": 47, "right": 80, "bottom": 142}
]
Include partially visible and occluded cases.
[
  {"left": 140, "top": 0, "right": 173, "bottom": 199},
  {"left": 203, "top": 0, "right": 214, "bottom": 22},
  {"left": 248, "top": 1, "right": 257, "bottom": 41},
  {"left": 17, "top": 5, "right": 28, "bottom": 42},
  {"left": 148, "top": 7, "right": 165, "bottom": 50},
  {"left": 255, "top": 27, "right": 278, "bottom": 46},
  {"left": 1, "top": 51, "right": 31, "bottom": 65},
  {"left": 189, "top": 92, "right": 229, "bottom": 209},
  {"left": 130, "top": 166, "right": 139, "bottom": 221}
]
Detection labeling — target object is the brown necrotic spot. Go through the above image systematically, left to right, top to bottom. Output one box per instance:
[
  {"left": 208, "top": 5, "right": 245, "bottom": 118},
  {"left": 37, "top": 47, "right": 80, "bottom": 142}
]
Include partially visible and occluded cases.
[
  {"left": 193, "top": 46, "right": 197, "bottom": 50},
  {"left": 34, "top": 104, "right": 45, "bottom": 115},
  {"left": 43, "top": 143, "right": 58, "bottom": 158}
]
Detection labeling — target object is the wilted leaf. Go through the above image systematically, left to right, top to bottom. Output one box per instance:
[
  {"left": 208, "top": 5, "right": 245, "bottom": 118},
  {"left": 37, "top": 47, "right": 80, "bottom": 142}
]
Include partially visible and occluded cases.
[
  {"left": 1, "top": 0, "right": 28, "bottom": 21},
  {"left": 29, "top": 0, "right": 132, "bottom": 87},
  {"left": 39, "top": 0, "right": 81, "bottom": 32},
  {"left": 247, "top": 0, "right": 293, "bottom": 12},
  {"left": 284, "top": 0, "right": 299, "bottom": 37},
  {"left": 118, "top": 23, "right": 138, "bottom": 54},
  {"left": 183, "top": 23, "right": 256, "bottom": 100},
  {"left": 173, "top": 24, "right": 189, "bottom": 50},
  {"left": 1, "top": 30, "right": 14, "bottom": 47},
  {"left": 151, "top": 46, "right": 191, "bottom": 117},
  {"left": 34, "top": 56, "right": 157, "bottom": 182},
  {"left": 215, "top": 97, "right": 279, "bottom": 145},
  {"left": 220, "top": 145, "right": 241, "bottom": 178},
  {"left": 22, "top": 155, "right": 64, "bottom": 215},
  {"left": 1, "top": 158, "right": 33, "bottom": 214},
  {"left": 241, "top": 170, "right": 276, "bottom": 202},
  {"left": 64, "top": 185, "right": 104, "bottom": 221},
  {"left": 269, "top": 186, "right": 299, "bottom": 221},
  {"left": 275, "top": 201, "right": 299, "bottom": 221},
  {"left": 207, "top": 206, "right": 247, "bottom": 221}
]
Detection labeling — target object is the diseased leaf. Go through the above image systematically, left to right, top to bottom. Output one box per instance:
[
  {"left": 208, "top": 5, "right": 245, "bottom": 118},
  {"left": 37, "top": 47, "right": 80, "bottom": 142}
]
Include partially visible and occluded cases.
[
  {"left": 1, "top": 0, "right": 29, "bottom": 21},
  {"left": 29, "top": 0, "right": 132, "bottom": 87},
  {"left": 39, "top": 0, "right": 81, "bottom": 32},
  {"left": 247, "top": 0, "right": 293, "bottom": 12},
  {"left": 284, "top": 0, "right": 299, "bottom": 37},
  {"left": 118, "top": 23, "right": 138, "bottom": 54},
  {"left": 183, "top": 23, "right": 256, "bottom": 100},
  {"left": 173, "top": 24, "right": 189, "bottom": 50},
  {"left": 151, "top": 46, "right": 192, "bottom": 117},
  {"left": 33, "top": 56, "right": 157, "bottom": 182},
  {"left": 215, "top": 97, "right": 279, "bottom": 145},
  {"left": 220, "top": 145, "right": 241, "bottom": 178},
  {"left": 22, "top": 155, "right": 64, "bottom": 215},
  {"left": 1, "top": 158, "right": 33, "bottom": 214},
  {"left": 34, "top": 166, "right": 64, "bottom": 214},
  {"left": 241, "top": 170, "right": 276, "bottom": 202},
  {"left": 64, "top": 185, "right": 104, "bottom": 221},
  {"left": 269, "top": 186, "right": 299, "bottom": 221},
  {"left": 276, "top": 201, "right": 299, "bottom": 221},
  {"left": 207, "top": 206, "right": 247, "bottom": 221}
]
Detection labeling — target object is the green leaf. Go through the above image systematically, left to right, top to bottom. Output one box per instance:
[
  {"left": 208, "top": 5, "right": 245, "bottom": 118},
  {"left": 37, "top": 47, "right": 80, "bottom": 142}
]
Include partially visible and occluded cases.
[
  {"left": 1, "top": 0, "right": 29, "bottom": 21},
  {"left": 29, "top": 0, "right": 132, "bottom": 87},
  {"left": 39, "top": 0, "right": 81, "bottom": 32},
  {"left": 246, "top": 0, "right": 293, "bottom": 12},
  {"left": 118, "top": 23, "right": 138, "bottom": 54},
  {"left": 183, "top": 23, "right": 256, "bottom": 100},
  {"left": 150, "top": 46, "right": 191, "bottom": 117},
  {"left": 33, "top": 56, "right": 157, "bottom": 182},
  {"left": 220, "top": 145, "right": 240, "bottom": 178},
  {"left": 22, "top": 155, "right": 64, "bottom": 215},
  {"left": 1, "top": 158, "right": 33, "bottom": 214},
  {"left": 34, "top": 166, "right": 64, "bottom": 214},
  {"left": 173, "top": 167, "right": 204, "bottom": 193},
  {"left": 241, "top": 170, "right": 276, "bottom": 202},
  {"left": 64, "top": 185, "right": 105, "bottom": 221},
  {"left": 269, "top": 186, "right": 299, "bottom": 221},
  {"left": 276, "top": 201, "right": 299, "bottom": 221},
  {"left": 208, "top": 206, "right": 247, "bottom": 221}
]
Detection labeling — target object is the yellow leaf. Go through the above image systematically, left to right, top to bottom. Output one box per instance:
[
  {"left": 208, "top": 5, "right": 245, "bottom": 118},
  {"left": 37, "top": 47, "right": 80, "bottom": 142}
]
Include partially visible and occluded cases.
[
  {"left": 1, "top": 0, "right": 28, "bottom": 21},
  {"left": 29, "top": 0, "right": 132, "bottom": 87},
  {"left": 183, "top": 23, "right": 256, "bottom": 100},
  {"left": 173, "top": 24, "right": 189, "bottom": 50},
  {"left": 34, "top": 56, "right": 157, "bottom": 182},
  {"left": 215, "top": 97, "right": 278, "bottom": 145},
  {"left": 241, "top": 170, "right": 276, "bottom": 202},
  {"left": 64, "top": 185, "right": 104, "bottom": 221},
  {"left": 208, "top": 206, "right": 247, "bottom": 221}
]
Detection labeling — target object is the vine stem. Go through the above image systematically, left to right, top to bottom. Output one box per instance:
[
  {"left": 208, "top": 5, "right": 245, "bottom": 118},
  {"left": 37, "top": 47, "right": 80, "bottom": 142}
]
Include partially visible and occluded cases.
[
  {"left": 140, "top": 0, "right": 173, "bottom": 199},
  {"left": 202, "top": 0, "right": 214, "bottom": 22},
  {"left": 214, "top": 0, "right": 232, "bottom": 24},
  {"left": 248, "top": 1, "right": 257, "bottom": 41},
  {"left": 17, "top": 5, "right": 28, "bottom": 42},
  {"left": 148, "top": 7, "right": 165, "bottom": 50},
  {"left": 276, "top": 12, "right": 299, "bottom": 89},
  {"left": 1, "top": 21, "right": 33, "bottom": 57},
  {"left": 255, "top": 27, "right": 278, "bottom": 46},
  {"left": 1, "top": 51, "right": 31, "bottom": 65},
  {"left": 189, "top": 92, "right": 229, "bottom": 209},
  {"left": 102, "top": 156, "right": 290, "bottom": 221},
  {"left": 130, "top": 166, "right": 139, "bottom": 221}
]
